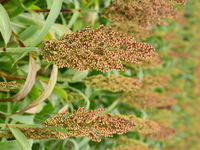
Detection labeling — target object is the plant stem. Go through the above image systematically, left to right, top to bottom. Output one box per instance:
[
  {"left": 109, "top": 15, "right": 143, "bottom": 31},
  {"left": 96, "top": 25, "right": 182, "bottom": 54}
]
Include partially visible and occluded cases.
[
  {"left": 24, "top": 9, "right": 75, "bottom": 13},
  {"left": 66, "top": 86, "right": 90, "bottom": 110},
  {"left": 102, "top": 100, "right": 119, "bottom": 114}
]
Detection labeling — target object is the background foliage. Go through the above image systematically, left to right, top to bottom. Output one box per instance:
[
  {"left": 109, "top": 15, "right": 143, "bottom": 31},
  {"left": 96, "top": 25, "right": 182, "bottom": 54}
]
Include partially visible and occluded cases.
[{"left": 0, "top": 0, "right": 200, "bottom": 150}]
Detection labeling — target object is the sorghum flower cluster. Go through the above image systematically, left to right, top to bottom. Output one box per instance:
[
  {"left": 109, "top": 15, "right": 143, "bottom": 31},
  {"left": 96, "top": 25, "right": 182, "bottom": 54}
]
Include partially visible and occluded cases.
[
  {"left": 41, "top": 25, "right": 155, "bottom": 72},
  {"left": 123, "top": 53, "right": 163, "bottom": 69},
  {"left": 84, "top": 74, "right": 142, "bottom": 92},
  {"left": 0, "top": 81, "right": 23, "bottom": 91},
  {"left": 117, "top": 90, "right": 177, "bottom": 109},
  {"left": 0, "top": 108, "right": 135, "bottom": 142},
  {"left": 116, "top": 115, "right": 161, "bottom": 134}
]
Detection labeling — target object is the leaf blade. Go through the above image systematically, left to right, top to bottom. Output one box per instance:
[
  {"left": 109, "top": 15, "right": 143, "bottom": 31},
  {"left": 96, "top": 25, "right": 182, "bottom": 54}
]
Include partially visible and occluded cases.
[
  {"left": 30, "top": 0, "right": 63, "bottom": 46},
  {"left": 0, "top": 4, "right": 12, "bottom": 46},
  {"left": 8, "top": 127, "right": 32, "bottom": 150}
]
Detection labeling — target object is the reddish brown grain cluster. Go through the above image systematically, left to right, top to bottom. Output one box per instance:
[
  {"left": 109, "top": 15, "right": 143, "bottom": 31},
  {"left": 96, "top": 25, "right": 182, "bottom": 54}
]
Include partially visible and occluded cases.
[
  {"left": 102, "top": 0, "right": 187, "bottom": 39},
  {"left": 103, "top": 0, "right": 177, "bottom": 28},
  {"left": 110, "top": 23, "right": 154, "bottom": 40},
  {"left": 41, "top": 25, "right": 155, "bottom": 72},
  {"left": 123, "top": 53, "right": 163, "bottom": 69},
  {"left": 142, "top": 73, "right": 171, "bottom": 88},
  {"left": 84, "top": 74, "right": 142, "bottom": 92},
  {"left": 117, "top": 90, "right": 177, "bottom": 109},
  {"left": 0, "top": 108, "right": 135, "bottom": 141},
  {"left": 44, "top": 108, "right": 135, "bottom": 142},
  {"left": 116, "top": 115, "right": 161, "bottom": 134},
  {"left": 140, "top": 124, "right": 176, "bottom": 140},
  {"left": 17, "top": 127, "right": 68, "bottom": 140}
]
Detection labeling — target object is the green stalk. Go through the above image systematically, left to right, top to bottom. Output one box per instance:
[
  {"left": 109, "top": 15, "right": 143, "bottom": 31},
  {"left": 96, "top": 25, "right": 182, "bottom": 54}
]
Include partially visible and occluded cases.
[
  {"left": 66, "top": 86, "right": 90, "bottom": 110},
  {"left": 101, "top": 101, "right": 119, "bottom": 114}
]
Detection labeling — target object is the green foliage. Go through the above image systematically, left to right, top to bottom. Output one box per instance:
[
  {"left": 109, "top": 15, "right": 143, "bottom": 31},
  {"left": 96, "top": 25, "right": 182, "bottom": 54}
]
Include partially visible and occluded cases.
[{"left": 0, "top": 0, "right": 199, "bottom": 150}]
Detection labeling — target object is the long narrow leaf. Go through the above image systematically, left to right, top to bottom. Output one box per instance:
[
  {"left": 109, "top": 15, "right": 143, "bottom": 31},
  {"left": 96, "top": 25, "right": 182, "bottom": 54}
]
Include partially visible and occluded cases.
[
  {"left": 9, "top": 0, "right": 38, "bottom": 18},
  {"left": 31, "top": 0, "right": 63, "bottom": 46},
  {"left": 67, "top": 0, "right": 80, "bottom": 28},
  {"left": 81, "top": 0, "right": 96, "bottom": 10},
  {"left": 0, "top": 4, "right": 12, "bottom": 46},
  {"left": 2, "top": 47, "right": 39, "bottom": 53},
  {"left": 0, "top": 55, "right": 37, "bottom": 102},
  {"left": 15, "top": 65, "right": 58, "bottom": 114},
  {"left": 8, "top": 127, "right": 32, "bottom": 150},
  {"left": 0, "top": 140, "right": 32, "bottom": 150}
]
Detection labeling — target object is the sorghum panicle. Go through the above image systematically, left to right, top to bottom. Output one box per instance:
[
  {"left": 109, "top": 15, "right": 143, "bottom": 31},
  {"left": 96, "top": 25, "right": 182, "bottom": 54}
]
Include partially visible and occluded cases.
[
  {"left": 103, "top": 0, "right": 185, "bottom": 28},
  {"left": 110, "top": 23, "right": 154, "bottom": 40},
  {"left": 41, "top": 25, "right": 155, "bottom": 72},
  {"left": 123, "top": 53, "right": 163, "bottom": 69},
  {"left": 142, "top": 73, "right": 171, "bottom": 88},
  {"left": 84, "top": 74, "right": 142, "bottom": 92},
  {"left": 0, "top": 81, "right": 23, "bottom": 91},
  {"left": 117, "top": 90, "right": 177, "bottom": 109},
  {"left": 67, "top": 92, "right": 83, "bottom": 103},
  {"left": 0, "top": 108, "right": 135, "bottom": 142},
  {"left": 44, "top": 108, "right": 135, "bottom": 142},
  {"left": 116, "top": 115, "right": 161, "bottom": 134},
  {"left": 139, "top": 124, "right": 176, "bottom": 140}
]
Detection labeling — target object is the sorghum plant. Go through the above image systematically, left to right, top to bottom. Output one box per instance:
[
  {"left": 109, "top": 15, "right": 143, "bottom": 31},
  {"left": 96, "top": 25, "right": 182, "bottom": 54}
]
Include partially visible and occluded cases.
[
  {"left": 102, "top": 0, "right": 187, "bottom": 38},
  {"left": 41, "top": 25, "right": 155, "bottom": 72},
  {"left": 84, "top": 74, "right": 142, "bottom": 92},
  {"left": 0, "top": 108, "right": 135, "bottom": 142},
  {"left": 115, "top": 115, "right": 161, "bottom": 134}
]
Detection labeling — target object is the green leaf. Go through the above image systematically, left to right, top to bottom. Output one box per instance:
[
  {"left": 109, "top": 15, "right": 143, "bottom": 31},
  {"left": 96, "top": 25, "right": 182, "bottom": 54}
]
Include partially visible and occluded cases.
[
  {"left": 9, "top": 0, "right": 38, "bottom": 18},
  {"left": 31, "top": 0, "right": 63, "bottom": 46},
  {"left": 67, "top": 0, "right": 80, "bottom": 28},
  {"left": 81, "top": 0, "right": 96, "bottom": 11},
  {"left": 0, "top": 4, "right": 12, "bottom": 46},
  {"left": 51, "top": 23, "right": 71, "bottom": 36},
  {"left": 19, "top": 25, "right": 39, "bottom": 41},
  {"left": 3, "top": 47, "right": 39, "bottom": 53},
  {"left": 11, "top": 51, "right": 29, "bottom": 68},
  {"left": 0, "top": 55, "right": 37, "bottom": 102},
  {"left": 16, "top": 65, "right": 58, "bottom": 114},
  {"left": 137, "top": 67, "right": 143, "bottom": 81},
  {"left": 71, "top": 70, "right": 89, "bottom": 82},
  {"left": 28, "top": 84, "right": 42, "bottom": 100},
  {"left": 53, "top": 86, "right": 68, "bottom": 101},
  {"left": 9, "top": 115, "right": 35, "bottom": 124},
  {"left": 8, "top": 127, "right": 32, "bottom": 150},
  {"left": 0, "top": 140, "right": 32, "bottom": 150}
]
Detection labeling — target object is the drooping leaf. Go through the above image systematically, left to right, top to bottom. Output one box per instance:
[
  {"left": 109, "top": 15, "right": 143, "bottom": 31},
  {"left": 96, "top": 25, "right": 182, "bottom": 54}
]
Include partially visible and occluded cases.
[
  {"left": 0, "top": 55, "right": 37, "bottom": 102},
  {"left": 14, "top": 65, "right": 58, "bottom": 114}
]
